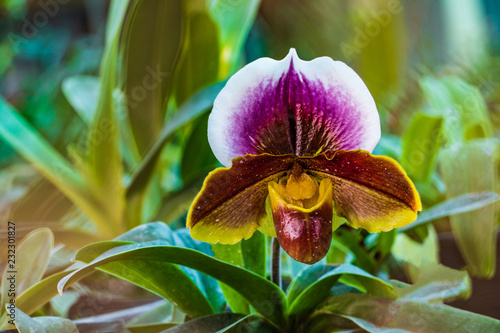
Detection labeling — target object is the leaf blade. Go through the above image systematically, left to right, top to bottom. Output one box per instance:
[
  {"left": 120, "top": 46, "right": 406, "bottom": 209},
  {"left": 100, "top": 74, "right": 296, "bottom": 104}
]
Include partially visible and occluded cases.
[
  {"left": 121, "top": 0, "right": 183, "bottom": 155},
  {"left": 61, "top": 75, "right": 100, "bottom": 125},
  {"left": 401, "top": 113, "right": 443, "bottom": 183},
  {"left": 439, "top": 140, "right": 499, "bottom": 277},
  {"left": 401, "top": 192, "right": 500, "bottom": 231},
  {"left": 1, "top": 228, "right": 53, "bottom": 315},
  {"left": 58, "top": 244, "right": 286, "bottom": 326},
  {"left": 287, "top": 264, "right": 395, "bottom": 317},
  {"left": 323, "top": 293, "right": 500, "bottom": 333},
  {"left": 14, "top": 309, "right": 78, "bottom": 333}
]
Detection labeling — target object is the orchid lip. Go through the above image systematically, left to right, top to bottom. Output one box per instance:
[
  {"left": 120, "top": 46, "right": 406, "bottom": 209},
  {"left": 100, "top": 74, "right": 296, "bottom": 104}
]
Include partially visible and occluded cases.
[{"left": 269, "top": 178, "right": 335, "bottom": 264}]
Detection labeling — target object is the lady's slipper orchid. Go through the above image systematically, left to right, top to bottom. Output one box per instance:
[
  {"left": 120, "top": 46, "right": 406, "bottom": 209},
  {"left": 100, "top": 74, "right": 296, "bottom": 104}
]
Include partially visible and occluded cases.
[{"left": 187, "top": 49, "right": 421, "bottom": 264}]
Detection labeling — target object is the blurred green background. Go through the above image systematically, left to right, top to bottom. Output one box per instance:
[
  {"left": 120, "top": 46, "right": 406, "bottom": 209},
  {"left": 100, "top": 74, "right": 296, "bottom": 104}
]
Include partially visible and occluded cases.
[{"left": 1, "top": 0, "right": 500, "bottom": 324}]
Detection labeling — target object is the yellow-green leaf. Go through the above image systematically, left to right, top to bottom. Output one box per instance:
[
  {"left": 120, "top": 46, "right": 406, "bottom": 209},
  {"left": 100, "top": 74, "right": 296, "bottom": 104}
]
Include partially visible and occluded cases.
[{"left": 440, "top": 139, "right": 499, "bottom": 277}]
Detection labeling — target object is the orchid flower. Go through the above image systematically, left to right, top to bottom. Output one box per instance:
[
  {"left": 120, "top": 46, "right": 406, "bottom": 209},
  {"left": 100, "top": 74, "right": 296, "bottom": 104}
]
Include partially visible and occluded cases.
[{"left": 187, "top": 49, "right": 421, "bottom": 264}]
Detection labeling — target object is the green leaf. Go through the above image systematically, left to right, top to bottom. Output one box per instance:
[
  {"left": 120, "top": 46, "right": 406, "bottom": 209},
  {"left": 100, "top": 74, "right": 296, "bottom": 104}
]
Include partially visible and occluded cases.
[
  {"left": 106, "top": 0, "right": 132, "bottom": 45},
  {"left": 121, "top": 0, "right": 183, "bottom": 155},
  {"left": 209, "top": 0, "right": 261, "bottom": 76},
  {"left": 351, "top": 0, "right": 407, "bottom": 108},
  {"left": 174, "top": 11, "right": 220, "bottom": 105},
  {"left": 84, "top": 16, "right": 125, "bottom": 236},
  {"left": 61, "top": 75, "right": 100, "bottom": 124},
  {"left": 61, "top": 75, "right": 140, "bottom": 170},
  {"left": 420, "top": 76, "right": 492, "bottom": 145},
  {"left": 441, "top": 78, "right": 492, "bottom": 140},
  {"left": 125, "top": 81, "right": 225, "bottom": 226},
  {"left": 127, "top": 81, "right": 225, "bottom": 196},
  {"left": 0, "top": 98, "right": 114, "bottom": 234},
  {"left": 180, "top": 113, "right": 218, "bottom": 184},
  {"left": 401, "top": 113, "right": 443, "bottom": 183},
  {"left": 440, "top": 139, "right": 499, "bottom": 277},
  {"left": 415, "top": 173, "right": 447, "bottom": 205},
  {"left": 153, "top": 175, "right": 205, "bottom": 224},
  {"left": 400, "top": 192, "right": 500, "bottom": 232},
  {"left": 325, "top": 217, "right": 350, "bottom": 265},
  {"left": 115, "top": 221, "right": 176, "bottom": 243},
  {"left": 114, "top": 223, "right": 225, "bottom": 313},
  {"left": 392, "top": 225, "right": 439, "bottom": 282},
  {"left": 72, "top": 226, "right": 224, "bottom": 316},
  {"left": 70, "top": 227, "right": 217, "bottom": 320},
  {"left": 1, "top": 228, "right": 53, "bottom": 317},
  {"left": 332, "top": 229, "right": 376, "bottom": 273},
  {"left": 174, "top": 230, "right": 226, "bottom": 313},
  {"left": 241, "top": 230, "right": 267, "bottom": 278},
  {"left": 365, "top": 230, "right": 397, "bottom": 266},
  {"left": 375, "top": 230, "right": 397, "bottom": 261},
  {"left": 211, "top": 231, "right": 267, "bottom": 314},
  {"left": 212, "top": 231, "right": 267, "bottom": 276},
  {"left": 73, "top": 241, "right": 134, "bottom": 263},
  {"left": 76, "top": 242, "right": 215, "bottom": 319},
  {"left": 58, "top": 243, "right": 287, "bottom": 326},
  {"left": 212, "top": 244, "right": 250, "bottom": 314},
  {"left": 287, "top": 264, "right": 395, "bottom": 317},
  {"left": 395, "top": 264, "right": 471, "bottom": 302},
  {"left": 286, "top": 265, "right": 334, "bottom": 306},
  {"left": 10, "top": 269, "right": 78, "bottom": 318},
  {"left": 337, "top": 273, "right": 395, "bottom": 299},
  {"left": 213, "top": 286, "right": 250, "bottom": 314},
  {"left": 50, "top": 292, "right": 79, "bottom": 318},
  {"left": 323, "top": 293, "right": 500, "bottom": 333},
  {"left": 126, "top": 300, "right": 175, "bottom": 327},
  {"left": 15, "top": 309, "right": 78, "bottom": 333},
  {"left": 300, "top": 312, "right": 359, "bottom": 333},
  {"left": 160, "top": 313, "right": 245, "bottom": 333},
  {"left": 159, "top": 314, "right": 278, "bottom": 333},
  {"left": 215, "top": 314, "right": 279, "bottom": 333},
  {"left": 74, "top": 321, "right": 128, "bottom": 332},
  {"left": 128, "top": 323, "right": 178, "bottom": 333}
]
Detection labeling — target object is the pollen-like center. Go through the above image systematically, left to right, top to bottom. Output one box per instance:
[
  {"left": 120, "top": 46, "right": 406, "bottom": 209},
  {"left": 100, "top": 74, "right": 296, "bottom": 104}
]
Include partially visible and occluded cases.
[
  {"left": 274, "top": 164, "right": 321, "bottom": 208},
  {"left": 286, "top": 171, "right": 318, "bottom": 201}
]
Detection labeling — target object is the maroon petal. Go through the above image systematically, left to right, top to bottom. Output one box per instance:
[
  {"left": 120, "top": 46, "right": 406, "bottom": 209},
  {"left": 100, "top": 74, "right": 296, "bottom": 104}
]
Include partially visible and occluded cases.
[{"left": 268, "top": 178, "right": 338, "bottom": 264}]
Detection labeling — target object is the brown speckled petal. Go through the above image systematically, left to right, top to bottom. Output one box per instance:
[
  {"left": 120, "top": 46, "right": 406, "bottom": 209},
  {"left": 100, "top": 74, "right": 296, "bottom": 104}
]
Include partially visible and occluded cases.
[
  {"left": 301, "top": 151, "right": 422, "bottom": 233},
  {"left": 187, "top": 154, "right": 295, "bottom": 244}
]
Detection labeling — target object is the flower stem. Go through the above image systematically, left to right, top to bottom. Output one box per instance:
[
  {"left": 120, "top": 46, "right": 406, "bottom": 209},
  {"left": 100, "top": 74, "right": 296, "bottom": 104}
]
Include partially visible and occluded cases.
[{"left": 271, "top": 238, "right": 282, "bottom": 288}]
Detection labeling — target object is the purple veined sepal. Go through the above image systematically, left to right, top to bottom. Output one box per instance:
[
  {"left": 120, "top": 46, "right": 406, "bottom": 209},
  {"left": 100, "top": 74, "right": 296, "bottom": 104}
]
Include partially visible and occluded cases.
[{"left": 208, "top": 48, "right": 381, "bottom": 167}]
